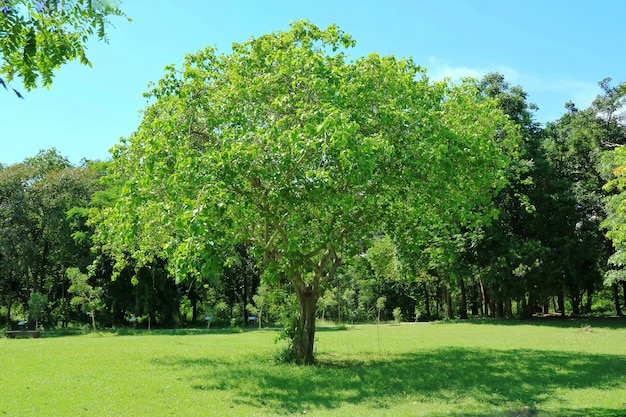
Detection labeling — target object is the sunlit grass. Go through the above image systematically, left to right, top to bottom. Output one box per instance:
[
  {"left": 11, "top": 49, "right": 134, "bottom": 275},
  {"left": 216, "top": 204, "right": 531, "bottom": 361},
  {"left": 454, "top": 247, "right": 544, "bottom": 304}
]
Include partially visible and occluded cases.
[{"left": 1, "top": 319, "right": 625, "bottom": 416}]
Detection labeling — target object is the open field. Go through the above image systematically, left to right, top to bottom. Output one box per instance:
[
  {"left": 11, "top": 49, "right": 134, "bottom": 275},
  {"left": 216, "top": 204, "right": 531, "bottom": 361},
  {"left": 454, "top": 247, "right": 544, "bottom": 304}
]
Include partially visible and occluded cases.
[{"left": 1, "top": 319, "right": 626, "bottom": 416}]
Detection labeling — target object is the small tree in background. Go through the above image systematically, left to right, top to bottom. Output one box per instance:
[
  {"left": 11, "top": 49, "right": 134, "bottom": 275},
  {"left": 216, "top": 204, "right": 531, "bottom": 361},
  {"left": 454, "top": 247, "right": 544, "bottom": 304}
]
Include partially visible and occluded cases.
[
  {"left": 67, "top": 268, "right": 102, "bottom": 332},
  {"left": 248, "top": 289, "right": 267, "bottom": 329},
  {"left": 28, "top": 292, "right": 47, "bottom": 330},
  {"left": 376, "top": 296, "right": 386, "bottom": 325},
  {"left": 393, "top": 307, "right": 403, "bottom": 325}
]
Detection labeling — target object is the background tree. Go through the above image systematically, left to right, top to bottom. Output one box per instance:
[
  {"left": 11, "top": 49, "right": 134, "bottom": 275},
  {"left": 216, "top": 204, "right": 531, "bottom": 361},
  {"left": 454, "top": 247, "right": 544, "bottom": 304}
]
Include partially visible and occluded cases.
[
  {"left": 0, "top": 0, "right": 126, "bottom": 94},
  {"left": 95, "top": 21, "right": 520, "bottom": 363},
  {"left": 469, "top": 73, "right": 547, "bottom": 318},
  {"left": 597, "top": 80, "right": 626, "bottom": 313},
  {"left": 0, "top": 150, "right": 102, "bottom": 327},
  {"left": 67, "top": 267, "right": 102, "bottom": 332},
  {"left": 28, "top": 291, "right": 47, "bottom": 329},
  {"left": 376, "top": 296, "right": 386, "bottom": 324}
]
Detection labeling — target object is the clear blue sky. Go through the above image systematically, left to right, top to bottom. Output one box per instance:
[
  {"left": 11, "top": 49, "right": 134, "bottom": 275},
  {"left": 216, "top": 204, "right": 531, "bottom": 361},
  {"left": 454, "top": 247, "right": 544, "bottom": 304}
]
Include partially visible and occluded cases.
[{"left": 2, "top": 0, "right": 624, "bottom": 165}]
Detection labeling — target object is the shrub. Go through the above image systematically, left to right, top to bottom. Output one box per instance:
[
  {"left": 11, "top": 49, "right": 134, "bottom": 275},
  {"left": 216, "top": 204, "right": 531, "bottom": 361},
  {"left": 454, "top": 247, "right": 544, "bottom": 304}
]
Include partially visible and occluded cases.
[{"left": 393, "top": 307, "right": 403, "bottom": 325}]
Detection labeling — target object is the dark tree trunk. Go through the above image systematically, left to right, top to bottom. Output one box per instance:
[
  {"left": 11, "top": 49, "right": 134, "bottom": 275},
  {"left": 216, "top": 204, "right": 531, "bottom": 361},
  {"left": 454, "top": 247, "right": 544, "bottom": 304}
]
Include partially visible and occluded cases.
[
  {"left": 5, "top": 274, "right": 12, "bottom": 325},
  {"left": 459, "top": 278, "right": 468, "bottom": 319},
  {"left": 479, "top": 280, "right": 490, "bottom": 317},
  {"left": 293, "top": 281, "right": 320, "bottom": 364},
  {"left": 622, "top": 281, "right": 626, "bottom": 312},
  {"left": 423, "top": 282, "right": 431, "bottom": 320},
  {"left": 613, "top": 284, "right": 622, "bottom": 317},
  {"left": 443, "top": 285, "right": 453, "bottom": 319},
  {"left": 585, "top": 289, "right": 593, "bottom": 314},
  {"left": 557, "top": 292, "right": 566, "bottom": 316},
  {"left": 521, "top": 293, "right": 530, "bottom": 319},
  {"left": 571, "top": 293, "right": 581, "bottom": 316},
  {"left": 191, "top": 296, "right": 198, "bottom": 322},
  {"left": 505, "top": 299, "right": 513, "bottom": 318},
  {"left": 496, "top": 302, "right": 504, "bottom": 318}
]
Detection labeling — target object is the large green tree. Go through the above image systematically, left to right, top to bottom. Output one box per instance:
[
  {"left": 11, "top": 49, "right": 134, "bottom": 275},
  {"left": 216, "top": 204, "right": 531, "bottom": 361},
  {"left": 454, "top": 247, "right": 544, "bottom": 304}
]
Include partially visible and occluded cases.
[
  {"left": 0, "top": 0, "right": 126, "bottom": 94},
  {"left": 95, "top": 21, "right": 521, "bottom": 363},
  {"left": 597, "top": 80, "right": 626, "bottom": 311}
]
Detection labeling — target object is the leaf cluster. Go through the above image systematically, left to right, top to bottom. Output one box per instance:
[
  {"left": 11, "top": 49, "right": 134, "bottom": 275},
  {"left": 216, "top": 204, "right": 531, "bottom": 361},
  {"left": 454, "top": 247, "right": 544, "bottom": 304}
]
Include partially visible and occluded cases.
[{"left": 0, "top": 0, "right": 127, "bottom": 92}]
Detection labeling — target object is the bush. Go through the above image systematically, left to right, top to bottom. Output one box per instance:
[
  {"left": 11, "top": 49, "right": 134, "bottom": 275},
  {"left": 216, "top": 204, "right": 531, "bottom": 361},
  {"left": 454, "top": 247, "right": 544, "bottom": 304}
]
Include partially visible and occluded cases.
[{"left": 393, "top": 307, "right": 403, "bottom": 325}]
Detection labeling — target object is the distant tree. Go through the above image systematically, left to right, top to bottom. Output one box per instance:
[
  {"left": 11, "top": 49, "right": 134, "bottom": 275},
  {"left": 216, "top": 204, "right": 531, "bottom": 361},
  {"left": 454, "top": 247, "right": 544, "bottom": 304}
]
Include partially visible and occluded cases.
[
  {"left": 0, "top": 0, "right": 127, "bottom": 95},
  {"left": 95, "top": 22, "right": 520, "bottom": 364},
  {"left": 468, "top": 73, "right": 549, "bottom": 318},
  {"left": 599, "top": 80, "right": 626, "bottom": 313},
  {"left": 0, "top": 150, "right": 102, "bottom": 326},
  {"left": 67, "top": 267, "right": 102, "bottom": 332},
  {"left": 246, "top": 286, "right": 267, "bottom": 329},
  {"left": 318, "top": 288, "right": 337, "bottom": 321},
  {"left": 28, "top": 291, "right": 47, "bottom": 329},
  {"left": 376, "top": 296, "right": 386, "bottom": 324},
  {"left": 392, "top": 306, "right": 403, "bottom": 325}
]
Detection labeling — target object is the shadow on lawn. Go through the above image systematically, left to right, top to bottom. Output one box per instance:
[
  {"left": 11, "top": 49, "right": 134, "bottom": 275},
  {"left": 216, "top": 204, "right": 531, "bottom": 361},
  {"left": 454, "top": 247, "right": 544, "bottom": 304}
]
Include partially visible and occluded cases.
[
  {"left": 456, "top": 316, "right": 626, "bottom": 330},
  {"left": 154, "top": 347, "right": 626, "bottom": 416}
]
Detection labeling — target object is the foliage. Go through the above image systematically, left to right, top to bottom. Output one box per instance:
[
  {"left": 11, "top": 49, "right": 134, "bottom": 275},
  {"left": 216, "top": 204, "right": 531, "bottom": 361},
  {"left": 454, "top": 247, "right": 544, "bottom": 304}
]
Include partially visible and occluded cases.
[
  {"left": 0, "top": 0, "right": 127, "bottom": 93},
  {"left": 95, "top": 21, "right": 520, "bottom": 363},
  {"left": 599, "top": 81, "right": 626, "bottom": 290},
  {"left": 0, "top": 150, "right": 103, "bottom": 327},
  {"left": 366, "top": 236, "right": 402, "bottom": 282},
  {"left": 67, "top": 266, "right": 102, "bottom": 332},
  {"left": 27, "top": 291, "right": 47, "bottom": 329},
  {"left": 392, "top": 306, "right": 402, "bottom": 324}
]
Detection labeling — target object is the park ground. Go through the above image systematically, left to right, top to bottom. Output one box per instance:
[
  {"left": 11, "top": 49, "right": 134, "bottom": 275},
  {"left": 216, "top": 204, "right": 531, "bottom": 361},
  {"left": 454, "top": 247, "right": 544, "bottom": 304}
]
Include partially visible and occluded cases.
[{"left": 1, "top": 319, "right": 625, "bottom": 416}]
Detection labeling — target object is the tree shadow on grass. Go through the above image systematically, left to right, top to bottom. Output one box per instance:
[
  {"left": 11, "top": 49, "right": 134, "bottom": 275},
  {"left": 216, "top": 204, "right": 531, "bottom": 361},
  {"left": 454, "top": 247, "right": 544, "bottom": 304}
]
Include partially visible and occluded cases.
[
  {"left": 457, "top": 316, "right": 626, "bottom": 330},
  {"left": 153, "top": 347, "right": 626, "bottom": 416}
]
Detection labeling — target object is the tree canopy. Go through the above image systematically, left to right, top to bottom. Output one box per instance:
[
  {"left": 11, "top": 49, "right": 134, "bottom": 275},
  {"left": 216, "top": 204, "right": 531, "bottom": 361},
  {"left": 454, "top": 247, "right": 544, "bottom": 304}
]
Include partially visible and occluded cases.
[{"left": 95, "top": 21, "right": 521, "bottom": 363}]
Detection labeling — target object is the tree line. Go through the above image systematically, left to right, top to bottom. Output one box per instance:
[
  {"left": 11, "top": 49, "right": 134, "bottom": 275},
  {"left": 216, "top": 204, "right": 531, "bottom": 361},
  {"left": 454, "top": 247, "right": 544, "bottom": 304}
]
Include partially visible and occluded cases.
[{"left": 2, "top": 21, "right": 626, "bottom": 364}]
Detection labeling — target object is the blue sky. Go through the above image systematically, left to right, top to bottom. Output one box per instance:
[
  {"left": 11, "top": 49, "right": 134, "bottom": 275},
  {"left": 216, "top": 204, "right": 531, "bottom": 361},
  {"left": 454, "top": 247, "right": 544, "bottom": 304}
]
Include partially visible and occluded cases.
[{"left": 2, "top": 0, "right": 625, "bottom": 165}]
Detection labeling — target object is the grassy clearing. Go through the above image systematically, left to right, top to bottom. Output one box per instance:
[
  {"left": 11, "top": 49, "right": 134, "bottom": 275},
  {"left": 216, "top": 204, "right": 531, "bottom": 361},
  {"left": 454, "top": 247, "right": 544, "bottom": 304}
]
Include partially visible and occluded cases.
[{"left": 1, "top": 319, "right": 625, "bottom": 416}]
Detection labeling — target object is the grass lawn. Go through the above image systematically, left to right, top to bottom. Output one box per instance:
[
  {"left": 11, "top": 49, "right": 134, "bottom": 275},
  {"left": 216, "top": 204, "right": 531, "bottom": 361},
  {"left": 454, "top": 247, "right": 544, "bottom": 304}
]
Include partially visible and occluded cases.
[{"left": 1, "top": 319, "right": 626, "bottom": 416}]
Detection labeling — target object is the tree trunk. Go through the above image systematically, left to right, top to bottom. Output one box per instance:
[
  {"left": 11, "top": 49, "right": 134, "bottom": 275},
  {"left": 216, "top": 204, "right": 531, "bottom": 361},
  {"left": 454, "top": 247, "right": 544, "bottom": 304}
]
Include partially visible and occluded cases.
[
  {"left": 6, "top": 274, "right": 12, "bottom": 325},
  {"left": 459, "top": 278, "right": 468, "bottom": 319},
  {"left": 479, "top": 280, "right": 490, "bottom": 317},
  {"left": 292, "top": 281, "right": 320, "bottom": 364},
  {"left": 622, "top": 281, "right": 626, "bottom": 312},
  {"left": 423, "top": 282, "right": 431, "bottom": 320},
  {"left": 471, "top": 283, "right": 479, "bottom": 316},
  {"left": 442, "top": 284, "right": 453, "bottom": 319},
  {"left": 613, "top": 284, "right": 622, "bottom": 316},
  {"left": 584, "top": 289, "right": 593, "bottom": 314},
  {"left": 557, "top": 292, "right": 566, "bottom": 316},
  {"left": 521, "top": 293, "right": 529, "bottom": 319},
  {"left": 571, "top": 293, "right": 581, "bottom": 316},
  {"left": 505, "top": 299, "right": 513, "bottom": 318},
  {"left": 496, "top": 302, "right": 504, "bottom": 318}
]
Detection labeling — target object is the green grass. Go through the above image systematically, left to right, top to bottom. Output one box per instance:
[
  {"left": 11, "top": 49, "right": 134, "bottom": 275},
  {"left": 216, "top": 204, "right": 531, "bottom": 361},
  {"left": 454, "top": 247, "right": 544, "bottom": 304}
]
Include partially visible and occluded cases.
[{"left": 1, "top": 319, "right": 626, "bottom": 416}]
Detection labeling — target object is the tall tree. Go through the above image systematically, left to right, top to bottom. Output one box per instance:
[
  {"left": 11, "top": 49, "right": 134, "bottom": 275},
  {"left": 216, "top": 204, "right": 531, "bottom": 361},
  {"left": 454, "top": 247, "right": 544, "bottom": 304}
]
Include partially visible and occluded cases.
[
  {"left": 95, "top": 21, "right": 521, "bottom": 364},
  {"left": 470, "top": 73, "right": 548, "bottom": 318},
  {"left": 597, "top": 80, "right": 626, "bottom": 311}
]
